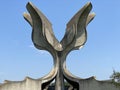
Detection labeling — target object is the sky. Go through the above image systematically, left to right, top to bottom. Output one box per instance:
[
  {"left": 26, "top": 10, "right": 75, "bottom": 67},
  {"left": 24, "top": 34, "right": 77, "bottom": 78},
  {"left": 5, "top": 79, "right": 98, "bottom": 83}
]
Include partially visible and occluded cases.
[{"left": 0, "top": 0, "right": 120, "bottom": 83}]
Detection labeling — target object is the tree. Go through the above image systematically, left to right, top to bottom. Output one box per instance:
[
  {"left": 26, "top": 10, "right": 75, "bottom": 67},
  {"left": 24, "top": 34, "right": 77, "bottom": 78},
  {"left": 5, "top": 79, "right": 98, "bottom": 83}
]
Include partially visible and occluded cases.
[{"left": 110, "top": 70, "right": 120, "bottom": 85}]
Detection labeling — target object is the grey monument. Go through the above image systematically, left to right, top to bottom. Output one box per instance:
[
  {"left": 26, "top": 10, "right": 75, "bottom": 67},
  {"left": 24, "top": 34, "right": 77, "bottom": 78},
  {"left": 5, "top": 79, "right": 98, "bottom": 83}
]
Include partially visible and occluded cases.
[
  {"left": 0, "top": 2, "right": 120, "bottom": 90},
  {"left": 23, "top": 2, "right": 95, "bottom": 90}
]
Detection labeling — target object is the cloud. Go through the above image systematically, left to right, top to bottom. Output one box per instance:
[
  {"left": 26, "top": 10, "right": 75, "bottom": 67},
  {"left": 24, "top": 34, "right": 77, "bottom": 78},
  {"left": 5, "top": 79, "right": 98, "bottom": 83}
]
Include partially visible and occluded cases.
[
  {"left": 29, "top": 45, "right": 49, "bottom": 55},
  {"left": 29, "top": 45, "right": 34, "bottom": 48},
  {"left": 38, "top": 50, "right": 49, "bottom": 54}
]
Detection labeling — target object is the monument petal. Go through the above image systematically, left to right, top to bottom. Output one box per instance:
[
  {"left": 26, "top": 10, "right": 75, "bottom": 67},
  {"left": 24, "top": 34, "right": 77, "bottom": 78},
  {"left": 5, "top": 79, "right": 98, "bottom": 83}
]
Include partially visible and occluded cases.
[
  {"left": 24, "top": 2, "right": 62, "bottom": 52},
  {"left": 61, "top": 2, "right": 95, "bottom": 52}
]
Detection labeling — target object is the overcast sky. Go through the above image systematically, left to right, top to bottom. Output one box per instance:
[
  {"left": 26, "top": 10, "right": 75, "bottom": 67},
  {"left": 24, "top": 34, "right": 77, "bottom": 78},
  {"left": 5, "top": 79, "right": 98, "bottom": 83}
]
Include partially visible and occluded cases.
[{"left": 0, "top": 0, "right": 120, "bottom": 83}]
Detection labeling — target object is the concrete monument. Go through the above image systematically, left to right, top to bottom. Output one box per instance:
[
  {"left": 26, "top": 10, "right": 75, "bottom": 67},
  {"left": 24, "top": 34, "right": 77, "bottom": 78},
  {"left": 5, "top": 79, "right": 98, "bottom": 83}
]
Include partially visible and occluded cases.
[
  {"left": 0, "top": 2, "right": 120, "bottom": 90},
  {"left": 23, "top": 2, "right": 95, "bottom": 90}
]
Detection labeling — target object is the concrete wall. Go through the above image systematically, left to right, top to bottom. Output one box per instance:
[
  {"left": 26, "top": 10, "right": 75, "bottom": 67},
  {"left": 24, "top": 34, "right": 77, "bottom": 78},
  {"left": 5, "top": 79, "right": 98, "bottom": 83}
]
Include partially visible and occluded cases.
[
  {"left": 0, "top": 77, "right": 120, "bottom": 90},
  {"left": 0, "top": 77, "right": 42, "bottom": 90},
  {"left": 79, "top": 77, "right": 120, "bottom": 90}
]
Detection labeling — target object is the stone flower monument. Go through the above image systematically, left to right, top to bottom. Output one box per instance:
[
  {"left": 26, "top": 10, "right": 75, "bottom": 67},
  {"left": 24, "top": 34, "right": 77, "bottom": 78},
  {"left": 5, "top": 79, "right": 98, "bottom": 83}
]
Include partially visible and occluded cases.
[{"left": 0, "top": 2, "right": 120, "bottom": 90}]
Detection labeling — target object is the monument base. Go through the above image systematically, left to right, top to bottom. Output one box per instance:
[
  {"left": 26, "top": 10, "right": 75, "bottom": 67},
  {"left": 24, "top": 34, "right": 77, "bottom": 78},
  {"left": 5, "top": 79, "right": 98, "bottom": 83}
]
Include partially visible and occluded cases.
[{"left": 0, "top": 76, "right": 120, "bottom": 90}]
